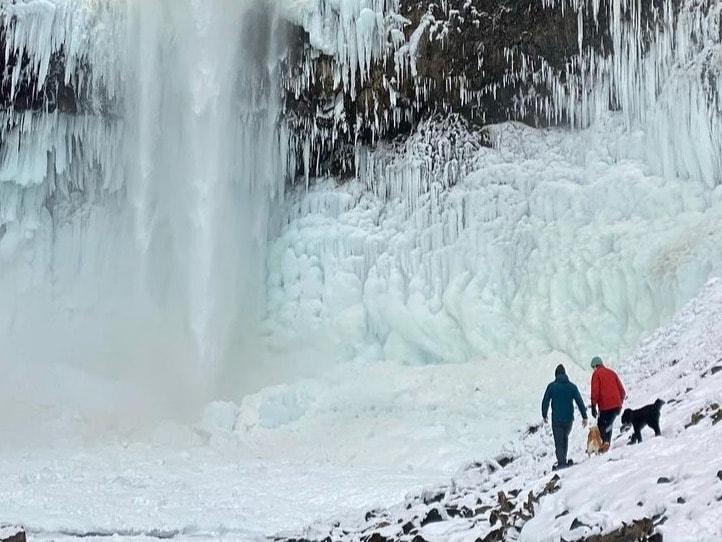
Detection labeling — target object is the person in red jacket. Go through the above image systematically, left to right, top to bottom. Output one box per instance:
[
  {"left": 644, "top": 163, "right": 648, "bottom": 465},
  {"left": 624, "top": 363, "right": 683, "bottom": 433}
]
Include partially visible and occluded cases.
[{"left": 590, "top": 356, "right": 626, "bottom": 451}]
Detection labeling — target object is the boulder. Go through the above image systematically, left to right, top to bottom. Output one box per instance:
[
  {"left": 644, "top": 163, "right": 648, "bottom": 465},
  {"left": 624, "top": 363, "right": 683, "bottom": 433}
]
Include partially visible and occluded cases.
[{"left": 0, "top": 525, "right": 26, "bottom": 542}]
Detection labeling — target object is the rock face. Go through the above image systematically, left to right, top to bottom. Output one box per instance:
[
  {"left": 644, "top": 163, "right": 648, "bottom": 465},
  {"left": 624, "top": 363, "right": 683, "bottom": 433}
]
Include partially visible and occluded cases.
[
  {"left": 0, "top": 0, "right": 684, "bottom": 181},
  {"left": 280, "top": 0, "right": 681, "bottom": 179},
  {"left": 283, "top": 0, "right": 599, "bottom": 178},
  {"left": 0, "top": 525, "right": 26, "bottom": 542}
]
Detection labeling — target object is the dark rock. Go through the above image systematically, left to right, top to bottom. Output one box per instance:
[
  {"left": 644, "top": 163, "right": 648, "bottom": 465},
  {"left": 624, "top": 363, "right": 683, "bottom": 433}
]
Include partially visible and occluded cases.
[
  {"left": 712, "top": 408, "right": 722, "bottom": 425},
  {"left": 685, "top": 410, "right": 705, "bottom": 428},
  {"left": 497, "top": 455, "right": 515, "bottom": 468},
  {"left": 717, "top": 470, "right": 722, "bottom": 481},
  {"left": 543, "top": 474, "right": 561, "bottom": 495},
  {"left": 657, "top": 477, "right": 672, "bottom": 484},
  {"left": 421, "top": 488, "right": 446, "bottom": 505},
  {"left": 497, "top": 490, "right": 513, "bottom": 513},
  {"left": 676, "top": 496, "right": 686, "bottom": 504},
  {"left": 446, "top": 505, "right": 475, "bottom": 518},
  {"left": 420, "top": 507, "right": 444, "bottom": 525},
  {"left": 365, "top": 509, "right": 385, "bottom": 522},
  {"left": 576, "top": 516, "right": 655, "bottom": 541},
  {"left": 570, "top": 517, "right": 590, "bottom": 530},
  {"left": 0, "top": 526, "right": 25, "bottom": 542},
  {"left": 481, "top": 527, "right": 504, "bottom": 542},
  {"left": 364, "top": 533, "right": 392, "bottom": 542}
]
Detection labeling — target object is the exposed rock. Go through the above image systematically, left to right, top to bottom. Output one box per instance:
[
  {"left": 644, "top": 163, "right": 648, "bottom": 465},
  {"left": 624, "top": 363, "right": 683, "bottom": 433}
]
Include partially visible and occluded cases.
[
  {"left": 685, "top": 402, "right": 722, "bottom": 427},
  {"left": 419, "top": 507, "right": 444, "bottom": 526},
  {"left": 570, "top": 516, "right": 591, "bottom": 530},
  {"left": 576, "top": 516, "right": 659, "bottom": 541},
  {"left": 0, "top": 526, "right": 25, "bottom": 542},
  {"left": 364, "top": 533, "right": 393, "bottom": 542}
]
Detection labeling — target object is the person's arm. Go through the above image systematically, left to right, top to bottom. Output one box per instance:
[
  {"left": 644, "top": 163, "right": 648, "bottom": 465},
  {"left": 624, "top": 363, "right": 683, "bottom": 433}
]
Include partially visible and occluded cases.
[
  {"left": 590, "top": 371, "right": 599, "bottom": 406},
  {"left": 590, "top": 372, "right": 599, "bottom": 417},
  {"left": 616, "top": 373, "right": 626, "bottom": 403},
  {"left": 542, "top": 385, "right": 552, "bottom": 422},
  {"left": 573, "top": 386, "right": 588, "bottom": 422}
]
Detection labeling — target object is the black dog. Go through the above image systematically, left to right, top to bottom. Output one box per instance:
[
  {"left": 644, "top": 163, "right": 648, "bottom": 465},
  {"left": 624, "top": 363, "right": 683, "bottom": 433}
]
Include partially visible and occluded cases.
[{"left": 621, "top": 398, "right": 665, "bottom": 444}]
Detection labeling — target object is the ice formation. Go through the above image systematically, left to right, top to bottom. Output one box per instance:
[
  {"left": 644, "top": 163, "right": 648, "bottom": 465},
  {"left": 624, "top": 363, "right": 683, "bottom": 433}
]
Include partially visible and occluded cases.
[
  {"left": 0, "top": 0, "right": 721, "bottom": 411},
  {"left": 1, "top": 0, "right": 290, "bottom": 401}
]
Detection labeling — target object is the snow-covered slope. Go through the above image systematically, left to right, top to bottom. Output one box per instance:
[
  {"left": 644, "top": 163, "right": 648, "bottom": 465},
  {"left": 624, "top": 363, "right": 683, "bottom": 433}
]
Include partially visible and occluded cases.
[{"left": 275, "top": 277, "right": 722, "bottom": 541}]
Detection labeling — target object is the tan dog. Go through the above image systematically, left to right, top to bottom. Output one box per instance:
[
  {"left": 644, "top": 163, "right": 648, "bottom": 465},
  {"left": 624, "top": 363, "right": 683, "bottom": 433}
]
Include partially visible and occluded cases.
[{"left": 586, "top": 425, "right": 604, "bottom": 455}]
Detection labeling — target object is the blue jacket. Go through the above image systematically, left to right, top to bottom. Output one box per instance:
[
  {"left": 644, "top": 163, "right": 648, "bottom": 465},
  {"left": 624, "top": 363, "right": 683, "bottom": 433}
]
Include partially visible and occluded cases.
[{"left": 542, "top": 373, "right": 588, "bottom": 423}]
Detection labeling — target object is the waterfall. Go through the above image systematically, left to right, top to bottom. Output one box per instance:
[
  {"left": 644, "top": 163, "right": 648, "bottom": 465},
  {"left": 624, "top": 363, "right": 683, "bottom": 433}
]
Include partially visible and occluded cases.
[
  {"left": 0, "top": 0, "right": 289, "bottom": 409},
  {"left": 122, "top": 0, "right": 288, "bottom": 394}
]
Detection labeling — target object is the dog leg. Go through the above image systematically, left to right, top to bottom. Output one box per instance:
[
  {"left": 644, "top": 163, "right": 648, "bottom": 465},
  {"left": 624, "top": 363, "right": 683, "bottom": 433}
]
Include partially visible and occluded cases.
[{"left": 650, "top": 418, "right": 661, "bottom": 436}]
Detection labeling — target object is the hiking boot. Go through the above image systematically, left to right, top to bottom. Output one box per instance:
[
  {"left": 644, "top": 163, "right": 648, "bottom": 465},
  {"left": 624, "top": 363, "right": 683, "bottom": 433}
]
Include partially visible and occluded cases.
[
  {"left": 600, "top": 442, "right": 610, "bottom": 453},
  {"left": 566, "top": 459, "right": 574, "bottom": 466}
]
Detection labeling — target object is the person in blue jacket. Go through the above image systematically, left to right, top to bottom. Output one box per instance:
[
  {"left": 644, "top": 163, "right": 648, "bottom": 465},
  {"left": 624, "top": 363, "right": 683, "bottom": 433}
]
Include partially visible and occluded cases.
[{"left": 542, "top": 364, "right": 588, "bottom": 469}]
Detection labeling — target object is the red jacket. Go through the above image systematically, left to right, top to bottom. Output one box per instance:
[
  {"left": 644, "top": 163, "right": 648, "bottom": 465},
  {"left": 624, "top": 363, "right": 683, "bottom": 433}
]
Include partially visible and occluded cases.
[{"left": 591, "top": 364, "right": 626, "bottom": 410}]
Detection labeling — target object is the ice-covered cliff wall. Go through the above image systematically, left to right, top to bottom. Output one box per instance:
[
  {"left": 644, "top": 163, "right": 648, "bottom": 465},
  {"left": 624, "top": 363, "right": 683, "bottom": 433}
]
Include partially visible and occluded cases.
[
  {"left": 0, "top": 0, "right": 720, "bottom": 410},
  {"left": 263, "top": 0, "right": 722, "bottom": 367}
]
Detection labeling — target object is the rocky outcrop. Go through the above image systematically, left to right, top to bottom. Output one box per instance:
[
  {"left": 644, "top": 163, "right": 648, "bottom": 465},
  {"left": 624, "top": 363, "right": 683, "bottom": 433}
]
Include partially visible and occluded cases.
[
  {"left": 0, "top": 0, "right": 688, "bottom": 181},
  {"left": 280, "top": 0, "right": 687, "bottom": 179},
  {"left": 283, "top": 0, "right": 600, "bottom": 178},
  {"left": 271, "top": 453, "right": 667, "bottom": 542},
  {"left": 272, "top": 454, "right": 566, "bottom": 542},
  {"left": 0, "top": 525, "right": 26, "bottom": 542}
]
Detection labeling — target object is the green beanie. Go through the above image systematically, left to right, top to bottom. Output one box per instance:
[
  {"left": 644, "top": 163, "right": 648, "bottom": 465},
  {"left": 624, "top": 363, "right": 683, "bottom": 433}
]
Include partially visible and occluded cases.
[{"left": 591, "top": 356, "right": 603, "bottom": 367}]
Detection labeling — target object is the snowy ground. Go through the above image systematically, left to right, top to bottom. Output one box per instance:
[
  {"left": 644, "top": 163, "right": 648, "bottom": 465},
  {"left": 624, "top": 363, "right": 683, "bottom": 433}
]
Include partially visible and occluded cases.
[
  {"left": 3, "top": 116, "right": 722, "bottom": 541},
  {"left": 272, "top": 278, "right": 722, "bottom": 541},
  {"left": 3, "top": 279, "right": 722, "bottom": 542}
]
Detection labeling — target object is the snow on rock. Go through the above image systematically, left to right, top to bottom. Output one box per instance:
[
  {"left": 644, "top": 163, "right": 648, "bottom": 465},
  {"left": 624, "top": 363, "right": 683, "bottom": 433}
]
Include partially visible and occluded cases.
[
  {"left": 275, "top": 277, "right": 722, "bottom": 541},
  {"left": 0, "top": 526, "right": 25, "bottom": 542}
]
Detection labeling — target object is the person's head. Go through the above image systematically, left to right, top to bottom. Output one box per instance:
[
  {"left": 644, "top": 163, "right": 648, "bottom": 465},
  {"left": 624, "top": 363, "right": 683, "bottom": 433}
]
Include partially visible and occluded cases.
[
  {"left": 591, "top": 356, "right": 603, "bottom": 369},
  {"left": 555, "top": 364, "right": 566, "bottom": 377}
]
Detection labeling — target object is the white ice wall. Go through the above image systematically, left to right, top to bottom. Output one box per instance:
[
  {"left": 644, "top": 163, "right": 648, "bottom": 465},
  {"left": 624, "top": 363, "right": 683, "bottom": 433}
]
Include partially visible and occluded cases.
[{"left": 265, "top": 117, "right": 722, "bottom": 367}]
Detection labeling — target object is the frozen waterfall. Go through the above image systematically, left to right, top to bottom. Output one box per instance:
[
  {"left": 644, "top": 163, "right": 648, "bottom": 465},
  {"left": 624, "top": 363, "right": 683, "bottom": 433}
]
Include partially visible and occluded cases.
[
  {"left": 0, "top": 0, "right": 721, "bottom": 431},
  {"left": 0, "top": 0, "right": 289, "bottom": 415}
]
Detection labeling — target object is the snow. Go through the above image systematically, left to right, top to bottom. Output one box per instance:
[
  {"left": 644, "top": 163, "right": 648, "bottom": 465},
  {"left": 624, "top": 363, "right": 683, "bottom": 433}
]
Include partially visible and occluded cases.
[{"left": 3, "top": 274, "right": 722, "bottom": 541}]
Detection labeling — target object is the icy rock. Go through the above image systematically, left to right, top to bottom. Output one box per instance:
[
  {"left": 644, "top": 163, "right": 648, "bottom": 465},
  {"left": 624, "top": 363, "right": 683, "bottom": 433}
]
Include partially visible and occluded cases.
[{"left": 0, "top": 526, "right": 25, "bottom": 542}]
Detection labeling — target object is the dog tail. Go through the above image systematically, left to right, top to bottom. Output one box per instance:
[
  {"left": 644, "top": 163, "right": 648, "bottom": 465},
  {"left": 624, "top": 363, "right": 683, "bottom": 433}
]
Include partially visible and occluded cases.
[{"left": 655, "top": 398, "right": 665, "bottom": 409}]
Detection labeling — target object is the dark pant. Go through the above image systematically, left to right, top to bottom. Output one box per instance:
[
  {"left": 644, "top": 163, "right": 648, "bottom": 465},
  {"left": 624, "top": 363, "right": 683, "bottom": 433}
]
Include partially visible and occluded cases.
[
  {"left": 598, "top": 407, "right": 621, "bottom": 443},
  {"left": 552, "top": 422, "right": 573, "bottom": 466}
]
